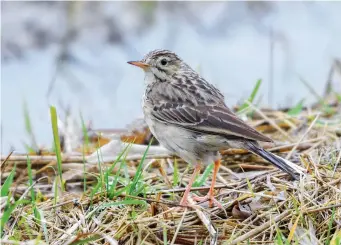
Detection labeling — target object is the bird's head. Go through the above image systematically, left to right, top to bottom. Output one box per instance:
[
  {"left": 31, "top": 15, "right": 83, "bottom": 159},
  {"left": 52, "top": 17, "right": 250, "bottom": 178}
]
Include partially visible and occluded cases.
[{"left": 128, "top": 49, "right": 187, "bottom": 80}]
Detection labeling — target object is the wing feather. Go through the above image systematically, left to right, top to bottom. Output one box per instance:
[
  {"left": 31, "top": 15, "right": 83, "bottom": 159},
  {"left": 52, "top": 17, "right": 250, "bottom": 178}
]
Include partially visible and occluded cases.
[{"left": 151, "top": 104, "right": 272, "bottom": 142}]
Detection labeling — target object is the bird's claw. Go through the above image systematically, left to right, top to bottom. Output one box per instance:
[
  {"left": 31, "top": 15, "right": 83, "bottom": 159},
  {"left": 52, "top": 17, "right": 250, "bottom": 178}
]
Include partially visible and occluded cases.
[{"left": 192, "top": 194, "right": 224, "bottom": 210}]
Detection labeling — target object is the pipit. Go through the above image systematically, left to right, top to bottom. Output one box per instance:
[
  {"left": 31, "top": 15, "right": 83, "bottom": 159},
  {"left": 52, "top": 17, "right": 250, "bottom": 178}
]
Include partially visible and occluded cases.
[{"left": 128, "top": 49, "right": 305, "bottom": 208}]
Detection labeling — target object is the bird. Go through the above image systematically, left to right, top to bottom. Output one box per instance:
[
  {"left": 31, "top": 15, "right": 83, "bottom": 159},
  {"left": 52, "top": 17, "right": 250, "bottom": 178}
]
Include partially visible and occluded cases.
[{"left": 128, "top": 49, "right": 305, "bottom": 208}]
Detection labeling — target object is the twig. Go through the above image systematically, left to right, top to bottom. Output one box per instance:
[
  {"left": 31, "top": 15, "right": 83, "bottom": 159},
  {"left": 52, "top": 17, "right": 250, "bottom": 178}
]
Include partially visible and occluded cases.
[
  {"left": 298, "top": 75, "right": 324, "bottom": 105},
  {"left": 246, "top": 102, "right": 294, "bottom": 142},
  {"left": 286, "top": 114, "right": 320, "bottom": 160},
  {"left": 268, "top": 137, "right": 325, "bottom": 152},
  {"left": 332, "top": 145, "right": 341, "bottom": 176},
  {"left": 0, "top": 151, "right": 13, "bottom": 171},
  {"left": 0, "top": 153, "right": 174, "bottom": 164},
  {"left": 1, "top": 155, "right": 84, "bottom": 163},
  {"left": 8, "top": 176, "right": 49, "bottom": 236},
  {"left": 147, "top": 184, "right": 236, "bottom": 195},
  {"left": 188, "top": 196, "right": 217, "bottom": 245},
  {"left": 40, "top": 198, "right": 78, "bottom": 211},
  {"left": 58, "top": 203, "right": 100, "bottom": 241},
  {"left": 304, "top": 203, "right": 341, "bottom": 214},
  {"left": 170, "top": 208, "right": 187, "bottom": 245},
  {"left": 229, "top": 210, "right": 291, "bottom": 245},
  {"left": 0, "top": 240, "right": 46, "bottom": 245}
]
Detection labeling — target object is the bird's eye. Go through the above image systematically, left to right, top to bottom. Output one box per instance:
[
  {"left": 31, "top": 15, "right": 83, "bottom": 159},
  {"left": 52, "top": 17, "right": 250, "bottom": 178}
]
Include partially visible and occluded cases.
[{"left": 160, "top": 59, "right": 168, "bottom": 66}]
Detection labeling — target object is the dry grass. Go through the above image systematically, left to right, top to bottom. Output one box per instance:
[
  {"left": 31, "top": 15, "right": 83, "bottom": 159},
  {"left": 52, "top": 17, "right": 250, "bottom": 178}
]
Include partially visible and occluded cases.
[{"left": 1, "top": 97, "right": 341, "bottom": 245}]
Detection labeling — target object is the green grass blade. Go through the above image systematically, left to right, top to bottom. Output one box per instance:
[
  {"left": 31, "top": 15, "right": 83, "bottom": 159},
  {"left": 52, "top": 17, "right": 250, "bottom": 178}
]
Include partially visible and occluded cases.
[
  {"left": 298, "top": 76, "right": 336, "bottom": 116},
  {"left": 238, "top": 79, "right": 262, "bottom": 112},
  {"left": 287, "top": 99, "right": 305, "bottom": 116},
  {"left": 23, "top": 100, "right": 38, "bottom": 151},
  {"left": 23, "top": 100, "right": 33, "bottom": 138},
  {"left": 49, "top": 106, "right": 64, "bottom": 191},
  {"left": 79, "top": 112, "right": 89, "bottom": 150},
  {"left": 80, "top": 112, "right": 89, "bottom": 192},
  {"left": 128, "top": 139, "right": 153, "bottom": 196},
  {"left": 104, "top": 142, "right": 131, "bottom": 198},
  {"left": 23, "top": 143, "right": 36, "bottom": 155},
  {"left": 95, "top": 146, "right": 103, "bottom": 195},
  {"left": 82, "top": 148, "right": 87, "bottom": 193},
  {"left": 26, "top": 156, "right": 35, "bottom": 203},
  {"left": 27, "top": 156, "right": 41, "bottom": 221},
  {"left": 173, "top": 158, "right": 179, "bottom": 187},
  {"left": 108, "top": 162, "right": 124, "bottom": 199},
  {"left": 193, "top": 163, "right": 213, "bottom": 187},
  {"left": 1, "top": 165, "right": 16, "bottom": 197},
  {"left": 239, "top": 166, "right": 255, "bottom": 197},
  {"left": 53, "top": 176, "right": 59, "bottom": 206},
  {"left": 245, "top": 177, "right": 254, "bottom": 197},
  {"left": 89, "top": 178, "right": 101, "bottom": 207},
  {"left": 113, "top": 184, "right": 131, "bottom": 198},
  {"left": 1, "top": 199, "right": 30, "bottom": 236},
  {"left": 99, "top": 199, "right": 147, "bottom": 209},
  {"left": 326, "top": 207, "right": 336, "bottom": 245},
  {"left": 36, "top": 208, "right": 49, "bottom": 243},
  {"left": 163, "top": 225, "right": 168, "bottom": 245},
  {"left": 275, "top": 225, "right": 290, "bottom": 245},
  {"left": 275, "top": 226, "right": 284, "bottom": 245},
  {"left": 330, "top": 230, "right": 341, "bottom": 245},
  {"left": 68, "top": 234, "right": 101, "bottom": 245}
]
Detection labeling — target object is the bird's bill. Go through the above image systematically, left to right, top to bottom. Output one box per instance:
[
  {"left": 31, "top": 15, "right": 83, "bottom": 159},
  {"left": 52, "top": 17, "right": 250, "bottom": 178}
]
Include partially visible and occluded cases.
[{"left": 127, "top": 61, "right": 150, "bottom": 70}]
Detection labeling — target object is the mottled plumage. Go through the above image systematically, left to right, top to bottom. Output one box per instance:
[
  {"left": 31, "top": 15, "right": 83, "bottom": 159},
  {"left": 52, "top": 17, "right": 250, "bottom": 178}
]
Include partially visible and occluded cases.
[{"left": 128, "top": 49, "right": 305, "bottom": 207}]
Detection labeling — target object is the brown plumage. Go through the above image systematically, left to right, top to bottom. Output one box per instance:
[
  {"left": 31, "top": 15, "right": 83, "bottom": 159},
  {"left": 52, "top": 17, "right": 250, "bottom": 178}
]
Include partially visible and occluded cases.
[{"left": 128, "top": 49, "right": 305, "bottom": 207}]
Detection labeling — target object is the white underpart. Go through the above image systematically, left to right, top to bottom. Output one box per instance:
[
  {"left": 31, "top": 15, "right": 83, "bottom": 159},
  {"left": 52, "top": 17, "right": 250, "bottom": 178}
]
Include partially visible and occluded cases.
[{"left": 143, "top": 69, "right": 157, "bottom": 86}]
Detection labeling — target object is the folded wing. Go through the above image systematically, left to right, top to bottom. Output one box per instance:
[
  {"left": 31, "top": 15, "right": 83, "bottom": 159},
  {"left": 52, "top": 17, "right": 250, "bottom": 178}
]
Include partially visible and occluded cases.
[{"left": 151, "top": 103, "right": 273, "bottom": 142}]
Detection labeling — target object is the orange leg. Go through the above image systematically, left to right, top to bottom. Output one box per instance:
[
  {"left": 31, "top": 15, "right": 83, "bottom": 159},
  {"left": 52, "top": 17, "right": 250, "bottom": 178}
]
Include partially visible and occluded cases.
[
  {"left": 193, "top": 159, "right": 223, "bottom": 208},
  {"left": 209, "top": 159, "right": 221, "bottom": 206},
  {"left": 179, "top": 164, "right": 201, "bottom": 206}
]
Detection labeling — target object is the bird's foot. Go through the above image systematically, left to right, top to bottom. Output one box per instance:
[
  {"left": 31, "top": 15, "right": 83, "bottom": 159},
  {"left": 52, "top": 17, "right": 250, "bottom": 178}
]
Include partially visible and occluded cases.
[
  {"left": 192, "top": 194, "right": 224, "bottom": 210},
  {"left": 167, "top": 198, "right": 196, "bottom": 213}
]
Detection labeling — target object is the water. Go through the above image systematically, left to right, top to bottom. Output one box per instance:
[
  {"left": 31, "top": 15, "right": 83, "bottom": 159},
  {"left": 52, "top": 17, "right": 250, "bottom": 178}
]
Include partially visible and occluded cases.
[{"left": 1, "top": 2, "right": 341, "bottom": 153}]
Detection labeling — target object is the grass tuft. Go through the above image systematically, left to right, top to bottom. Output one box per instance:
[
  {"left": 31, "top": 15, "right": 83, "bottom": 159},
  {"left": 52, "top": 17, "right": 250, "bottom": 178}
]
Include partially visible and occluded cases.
[
  {"left": 238, "top": 79, "right": 262, "bottom": 113},
  {"left": 1, "top": 91, "right": 340, "bottom": 244},
  {"left": 49, "top": 106, "right": 64, "bottom": 192}
]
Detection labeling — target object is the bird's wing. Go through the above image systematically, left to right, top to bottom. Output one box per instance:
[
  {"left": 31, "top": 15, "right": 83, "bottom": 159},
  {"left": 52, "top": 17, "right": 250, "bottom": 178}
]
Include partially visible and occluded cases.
[{"left": 151, "top": 103, "right": 273, "bottom": 142}]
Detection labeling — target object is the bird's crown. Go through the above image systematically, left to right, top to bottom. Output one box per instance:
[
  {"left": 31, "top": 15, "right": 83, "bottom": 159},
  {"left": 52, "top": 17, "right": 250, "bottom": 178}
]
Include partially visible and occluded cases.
[{"left": 141, "top": 49, "right": 182, "bottom": 63}]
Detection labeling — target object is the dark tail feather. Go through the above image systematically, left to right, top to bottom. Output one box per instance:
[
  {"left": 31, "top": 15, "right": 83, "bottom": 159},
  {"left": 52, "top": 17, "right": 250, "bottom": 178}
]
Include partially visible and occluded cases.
[{"left": 244, "top": 142, "right": 303, "bottom": 180}]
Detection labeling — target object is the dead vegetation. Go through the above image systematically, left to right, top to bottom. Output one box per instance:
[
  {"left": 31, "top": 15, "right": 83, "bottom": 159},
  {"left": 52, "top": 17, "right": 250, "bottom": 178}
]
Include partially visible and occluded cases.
[{"left": 1, "top": 92, "right": 341, "bottom": 245}]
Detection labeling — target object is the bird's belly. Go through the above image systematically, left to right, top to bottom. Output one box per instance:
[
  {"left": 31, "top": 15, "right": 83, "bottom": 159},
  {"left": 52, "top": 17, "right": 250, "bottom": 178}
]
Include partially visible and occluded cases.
[
  {"left": 143, "top": 112, "right": 226, "bottom": 164},
  {"left": 143, "top": 115, "right": 181, "bottom": 152}
]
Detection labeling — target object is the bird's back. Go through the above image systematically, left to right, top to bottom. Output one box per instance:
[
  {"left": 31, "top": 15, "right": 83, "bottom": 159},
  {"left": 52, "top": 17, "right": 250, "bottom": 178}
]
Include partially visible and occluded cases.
[
  {"left": 144, "top": 71, "right": 272, "bottom": 143},
  {"left": 145, "top": 71, "right": 225, "bottom": 107}
]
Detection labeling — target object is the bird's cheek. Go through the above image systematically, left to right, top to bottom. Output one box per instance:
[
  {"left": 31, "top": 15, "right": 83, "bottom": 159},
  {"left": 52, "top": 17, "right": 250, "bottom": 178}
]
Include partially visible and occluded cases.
[
  {"left": 154, "top": 68, "right": 169, "bottom": 80},
  {"left": 144, "top": 70, "right": 156, "bottom": 83}
]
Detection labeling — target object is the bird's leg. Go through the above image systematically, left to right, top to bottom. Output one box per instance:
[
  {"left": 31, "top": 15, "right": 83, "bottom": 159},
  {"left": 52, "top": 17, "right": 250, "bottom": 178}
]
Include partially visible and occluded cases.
[
  {"left": 193, "top": 159, "right": 223, "bottom": 208},
  {"left": 208, "top": 159, "right": 221, "bottom": 207},
  {"left": 179, "top": 163, "right": 201, "bottom": 206}
]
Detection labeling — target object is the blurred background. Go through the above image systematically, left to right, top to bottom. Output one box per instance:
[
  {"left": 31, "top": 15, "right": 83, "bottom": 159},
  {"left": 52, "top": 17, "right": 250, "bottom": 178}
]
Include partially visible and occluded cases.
[{"left": 1, "top": 1, "right": 341, "bottom": 153}]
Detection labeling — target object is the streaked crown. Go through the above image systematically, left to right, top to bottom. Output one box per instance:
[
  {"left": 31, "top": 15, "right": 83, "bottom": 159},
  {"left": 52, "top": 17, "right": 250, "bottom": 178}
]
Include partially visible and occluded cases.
[
  {"left": 140, "top": 49, "right": 188, "bottom": 77},
  {"left": 141, "top": 49, "right": 182, "bottom": 64}
]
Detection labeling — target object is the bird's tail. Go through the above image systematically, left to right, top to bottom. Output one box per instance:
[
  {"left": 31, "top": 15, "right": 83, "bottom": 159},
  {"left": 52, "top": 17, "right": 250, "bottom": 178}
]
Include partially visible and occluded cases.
[{"left": 244, "top": 141, "right": 306, "bottom": 180}]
